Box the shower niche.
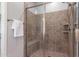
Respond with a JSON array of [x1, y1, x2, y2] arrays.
[[63, 23, 70, 40]]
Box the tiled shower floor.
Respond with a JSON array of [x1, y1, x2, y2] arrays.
[[31, 49, 68, 57]]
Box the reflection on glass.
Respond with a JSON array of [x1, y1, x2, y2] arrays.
[[25, 2, 76, 57]]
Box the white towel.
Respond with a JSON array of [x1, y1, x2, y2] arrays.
[[12, 19, 23, 37]]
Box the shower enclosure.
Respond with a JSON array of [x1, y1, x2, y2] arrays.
[[24, 2, 77, 57]]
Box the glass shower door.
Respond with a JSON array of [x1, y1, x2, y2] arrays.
[[25, 2, 76, 57], [26, 4, 45, 57], [44, 2, 76, 57]]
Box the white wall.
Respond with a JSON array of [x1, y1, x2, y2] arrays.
[[1, 2, 7, 57], [7, 2, 24, 21], [7, 2, 24, 57], [0, 3, 1, 56], [0, 2, 1, 14]]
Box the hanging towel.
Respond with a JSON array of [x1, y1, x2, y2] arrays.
[[12, 19, 24, 37]]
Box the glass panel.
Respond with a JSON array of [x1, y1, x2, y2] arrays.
[[26, 4, 45, 57], [45, 2, 73, 57], [25, 2, 46, 8]]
